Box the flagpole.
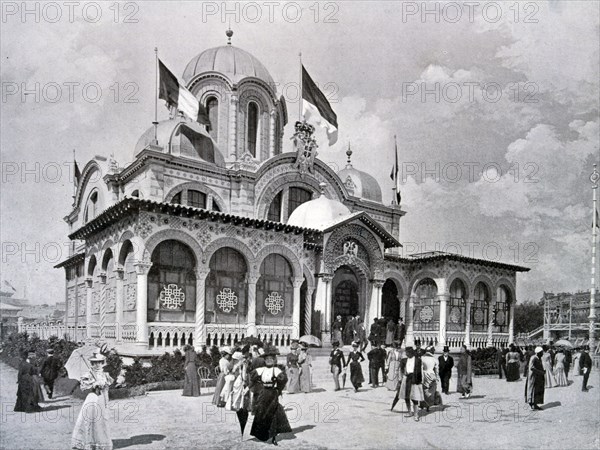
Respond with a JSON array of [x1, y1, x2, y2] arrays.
[[590, 163, 599, 351], [392, 135, 398, 206], [153, 47, 159, 144], [298, 52, 302, 122]]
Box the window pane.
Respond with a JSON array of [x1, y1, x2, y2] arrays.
[[288, 187, 312, 217], [171, 192, 182, 205], [257, 254, 293, 325], [267, 191, 282, 222], [188, 190, 206, 209], [206, 97, 218, 140], [248, 102, 258, 157]]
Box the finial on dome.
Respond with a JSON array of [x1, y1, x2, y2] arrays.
[[346, 142, 353, 168], [319, 182, 327, 196], [226, 28, 233, 45]]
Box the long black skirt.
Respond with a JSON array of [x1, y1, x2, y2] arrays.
[[350, 361, 364, 389], [250, 388, 292, 441]]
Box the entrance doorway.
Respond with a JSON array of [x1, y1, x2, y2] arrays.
[[332, 266, 360, 326], [382, 279, 400, 322]]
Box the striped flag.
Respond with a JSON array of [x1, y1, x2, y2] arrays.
[[302, 65, 338, 146], [158, 59, 210, 127], [389, 137, 401, 204]]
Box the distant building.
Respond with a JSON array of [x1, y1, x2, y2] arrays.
[[540, 291, 599, 341]]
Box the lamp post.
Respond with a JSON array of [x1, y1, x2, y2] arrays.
[[589, 164, 599, 351]]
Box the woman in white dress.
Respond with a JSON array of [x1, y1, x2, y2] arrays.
[[553, 349, 568, 387], [224, 351, 248, 410], [541, 346, 555, 388], [71, 353, 114, 450]]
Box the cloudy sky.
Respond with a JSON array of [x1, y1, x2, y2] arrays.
[[1, 1, 598, 305]]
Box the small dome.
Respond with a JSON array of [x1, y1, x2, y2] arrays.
[[134, 118, 225, 167], [183, 45, 275, 91], [287, 193, 351, 230], [337, 146, 382, 202]]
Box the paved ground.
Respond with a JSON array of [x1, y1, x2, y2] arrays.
[[1, 360, 598, 450]]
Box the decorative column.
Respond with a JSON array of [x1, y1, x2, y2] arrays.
[[292, 277, 304, 339], [281, 188, 290, 222], [487, 293, 496, 348], [98, 272, 107, 338], [195, 268, 209, 347], [229, 95, 238, 159], [85, 277, 93, 339], [114, 266, 124, 342], [589, 164, 599, 351], [464, 299, 472, 348], [304, 287, 314, 336], [406, 294, 416, 347], [269, 108, 276, 158], [134, 261, 153, 346], [246, 273, 260, 337], [508, 302, 515, 345], [369, 280, 385, 324], [437, 293, 449, 347], [399, 295, 406, 321]]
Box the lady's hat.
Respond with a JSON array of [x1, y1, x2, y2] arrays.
[[351, 341, 359, 348], [426, 346, 435, 355], [262, 344, 279, 357], [534, 346, 543, 354], [232, 351, 244, 361], [290, 341, 300, 350], [220, 346, 232, 355], [332, 340, 340, 347], [89, 352, 106, 363]]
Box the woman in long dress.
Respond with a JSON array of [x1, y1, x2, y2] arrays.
[[212, 347, 232, 407], [385, 320, 396, 346], [505, 344, 521, 382], [385, 343, 402, 391], [346, 342, 365, 392], [397, 346, 425, 421], [285, 345, 301, 394], [71, 353, 114, 450], [182, 345, 201, 397], [553, 349, 568, 387], [456, 345, 473, 398], [298, 346, 312, 393], [541, 346, 555, 388], [421, 346, 442, 411], [224, 351, 248, 410], [14, 350, 42, 413], [249, 346, 292, 445]]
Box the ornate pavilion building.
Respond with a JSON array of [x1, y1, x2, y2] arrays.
[[47, 32, 528, 355]]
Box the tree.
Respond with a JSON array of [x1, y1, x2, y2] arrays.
[[514, 301, 544, 334]]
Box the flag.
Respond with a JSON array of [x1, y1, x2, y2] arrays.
[[158, 59, 210, 128], [302, 65, 338, 146], [594, 206, 599, 229], [389, 137, 401, 204], [74, 160, 81, 187]]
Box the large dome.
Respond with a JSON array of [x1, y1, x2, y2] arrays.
[[287, 193, 351, 230], [134, 118, 225, 167], [337, 148, 382, 203], [183, 43, 275, 90]]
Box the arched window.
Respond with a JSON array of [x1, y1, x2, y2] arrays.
[[494, 286, 511, 333], [206, 96, 218, 140], [274, 115, 281, 156], [211, 201, 221, 212], [257, 254, 293, 325], [148, 241, 197, 323], [447, 279, 467, 332], [288, 187, 312, 216], [187, 190, 207, 209], [206, 248, 247, 324], [413, 278, 438, 331], [472, 282, 490, 332], [267, 191, 283, 222], [171, 192, 182, 205], [84, 191, 99, 223], [247, 101, 259, 157]]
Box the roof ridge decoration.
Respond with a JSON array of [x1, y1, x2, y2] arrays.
[[292, 120, 318, 177]]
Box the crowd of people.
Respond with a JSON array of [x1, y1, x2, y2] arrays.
[[10, 330, 595, 447]]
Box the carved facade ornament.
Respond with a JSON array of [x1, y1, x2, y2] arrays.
[[449, 306, 461, 324], [159, 284, 185, 309], [216, 288, 238, 313], [419, 305, 434, 323], [292, 121, 318, 176], [125, 283, 137, 310], [343, 240, 359, 258], [265, 291, 284, 315], [106, 287, 116, 312]]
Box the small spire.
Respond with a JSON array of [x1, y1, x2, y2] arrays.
[[226, 27, 233, 45], [346, 142, 353, 167]]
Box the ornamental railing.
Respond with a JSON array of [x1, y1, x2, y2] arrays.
[[148, 323, 195, 350]]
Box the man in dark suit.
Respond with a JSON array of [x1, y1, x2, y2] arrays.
[[329, 341, 346, 391], [368, 318, 381, 348], [40, 348, 62, 399], [580, 345, 593, 392], [438, 346, 454, 394], [368, 344, 387, 387]]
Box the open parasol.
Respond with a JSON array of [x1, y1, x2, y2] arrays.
[[64, 345, 97, 381], [554, 339, 574, 348], [299, 335, 322, 348]]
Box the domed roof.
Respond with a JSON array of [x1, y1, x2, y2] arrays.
[[287, 191, 351, 230], [337, 147, 382, 203], [134, 118, 225, 167], [182, 34, 275, 90]]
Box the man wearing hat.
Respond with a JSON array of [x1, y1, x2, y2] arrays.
[[438, 346, 454, 395], [579, 345, 592, 392], [329, 341, 346, 391], [525, 346, 546, 410], [40, 348, 62, 399]]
